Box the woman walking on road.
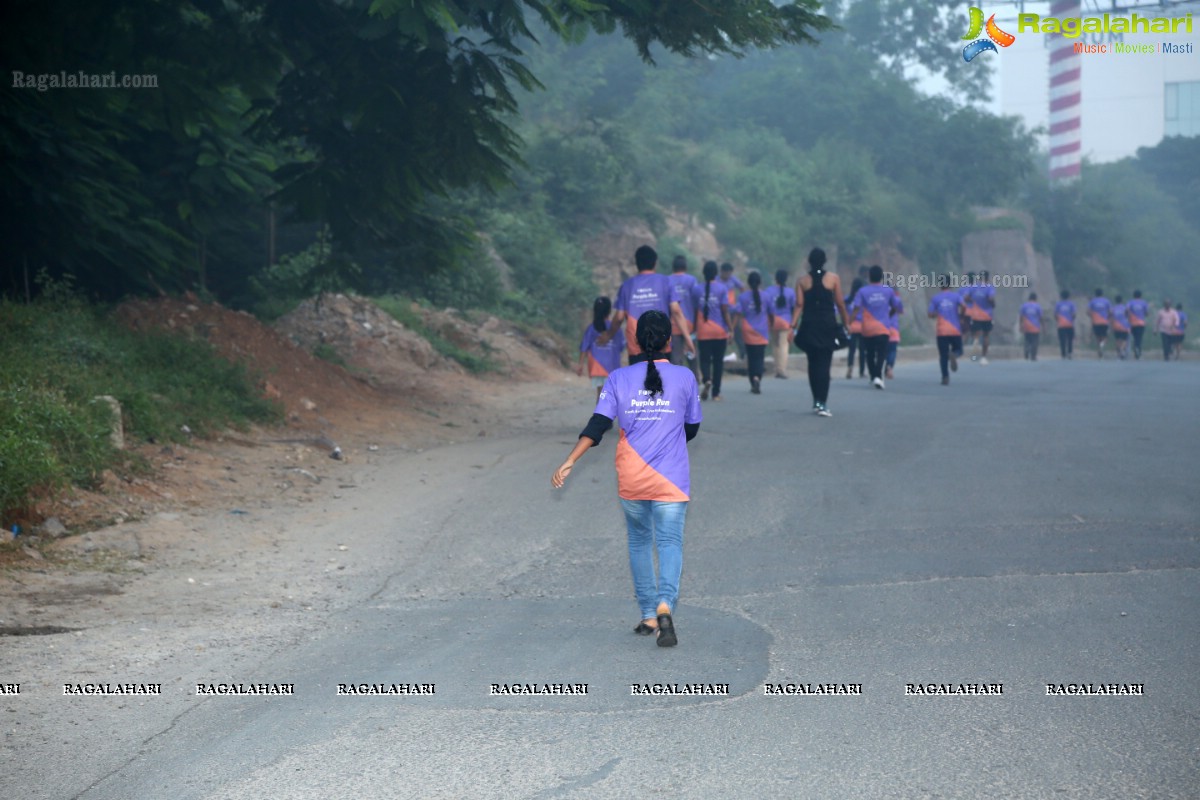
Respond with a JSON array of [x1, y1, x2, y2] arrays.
[[577, 296, 625, 401], [733, 271, 773, 394], [552, 311, 702, 647], [1155, 300, 1180, 361], [763, 269, 798, 379], [794, 248, 850, 417], [692, 260, 733, 401]]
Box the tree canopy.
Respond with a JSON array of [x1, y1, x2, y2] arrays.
[[0, 0, 831, 302]]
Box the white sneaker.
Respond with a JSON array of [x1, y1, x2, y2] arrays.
[[873, 377, 885, 390], [816, 404, 833, 417], [980, 357, 989, 365]]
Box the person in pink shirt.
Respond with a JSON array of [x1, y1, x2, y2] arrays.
[[1155, 300, 1181, 361], [1174, 303, 1187, 360]]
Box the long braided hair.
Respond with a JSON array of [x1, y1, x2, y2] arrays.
[[701, 260, 719, 321], [749, 270, 762, 313], [774, 269, 789, 310], [636, 310, 672, 397]]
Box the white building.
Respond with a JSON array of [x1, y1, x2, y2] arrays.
[[995, 2, 1200, 162]]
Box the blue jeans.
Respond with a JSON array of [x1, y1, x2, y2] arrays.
[[619, 499, 687, 620]]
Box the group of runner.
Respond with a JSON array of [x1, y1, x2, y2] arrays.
[[1046, 288, 1188, 361], [576, 248, 801, 401], [558, 248, 1190, 650]]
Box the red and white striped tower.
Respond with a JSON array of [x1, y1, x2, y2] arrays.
[[1047, 0, 1082, 182]]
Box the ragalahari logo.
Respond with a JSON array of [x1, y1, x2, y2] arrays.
[[962, 7, 1016, 62]]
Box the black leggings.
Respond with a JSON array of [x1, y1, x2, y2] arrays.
[[805, 348, 833, 405], [745, 344, 766, 382], [863, 335, 889, 380], [846, 333, 865, 375], [937, 335, 963, 378], [1131, 326, 1145, 357], [1058, 327, 1074, 358], [698, 339, 727, 397], [1024, 332, 1040, 360]]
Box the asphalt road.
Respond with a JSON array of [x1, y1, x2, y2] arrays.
[[22, 356, 1200, 798]]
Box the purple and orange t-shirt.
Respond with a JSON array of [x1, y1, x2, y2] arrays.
[[1111, 303, 1130, 333], [968, 284, 996, 321], [928, 291, 964, 336], [668, 273, 699, 335], [1020, 301, 1042, 334], [615, 272, 674, 357], [844, 293, 863, 334], [762, 286, 797, 331], [1088, 296, 1113, 327], [724, 275, 744, 307], [579, 323, 625, 378], [594, 361, 702, 501], [692, 280, 730, 340], [1055, 299, 1077, 329], [1127, 298, 1149, 327], [850, 283, 900, 337], [735, 290, 771, 345]]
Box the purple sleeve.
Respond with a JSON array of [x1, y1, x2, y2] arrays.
[[684, 374, 702, 424], [594, 376, 618, 418], [579, 326, 596, 354]]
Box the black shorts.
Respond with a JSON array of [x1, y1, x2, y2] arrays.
[[1114, 331, 1129, 340], [1092, 325, 1109, 338], [970, 319, 993, 333]]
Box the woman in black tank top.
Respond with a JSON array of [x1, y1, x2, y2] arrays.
[[794, 248, 850, 416]]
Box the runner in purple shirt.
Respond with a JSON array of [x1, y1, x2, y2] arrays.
[[848, 265, 900, 388], [1087, 288, 1113, 359], [928, 274, 966, 385], [578, 297, 626, 401], [553, 311, 702, 648], [732, 271, 773, 394], [1055, 289, 1077, 360], [1128, 290, 1150, 359], [1111, 295, 1131, 360], [762, 269, 799, 379], [1019, 293, 1043, 361], [605, 245, 694, 363], [720, 262, 746, 362], [667, 255, 700, 378]]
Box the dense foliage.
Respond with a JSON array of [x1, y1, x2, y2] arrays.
[[0, 295, 280, 517], [1, 0, 829, 307], [2, 1, 1195, 321]]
